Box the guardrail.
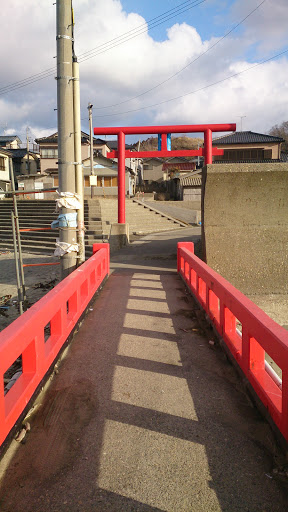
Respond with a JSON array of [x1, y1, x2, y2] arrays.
[[0, 243, 109, 447], [178, 242, 288, 442]]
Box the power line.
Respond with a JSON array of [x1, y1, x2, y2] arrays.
[[0, 0, 204, 97], [78, 0, 202, 60], [90, 49, 288, 119], [93, 0, 266, 110], [78, 0, 205, 63]]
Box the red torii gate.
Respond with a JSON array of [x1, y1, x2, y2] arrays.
[[93, 124, 236, 224]]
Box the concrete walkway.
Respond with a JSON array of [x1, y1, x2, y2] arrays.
[[0, 228, 287, 512]]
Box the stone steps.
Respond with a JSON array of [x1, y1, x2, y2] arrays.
[[98, 198, 187, 236], [0, 199, 105, 255], [0, 197, 187, 255]]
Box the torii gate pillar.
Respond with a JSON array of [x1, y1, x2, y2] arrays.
[[118, 131, 126, 224]]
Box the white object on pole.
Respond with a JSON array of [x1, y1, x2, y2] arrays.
[[54, 240, 79, 257], [55, 190, 82, 210]]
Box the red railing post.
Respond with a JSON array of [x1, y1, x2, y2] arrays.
[[177, 242, 194, 272], [204, 128, 213, 165], [93, 243, 110, 275], [118, 130, 126, 224]]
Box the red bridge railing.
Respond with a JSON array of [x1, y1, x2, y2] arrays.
[[0, 244, 109, 447], [178, 242, 288, 441]]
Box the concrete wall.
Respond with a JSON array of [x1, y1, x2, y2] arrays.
[[202, 163, 288, 295], [183, 187, 201, 202], [17, 175, 56, 200], [143, 162, 163, 183], [41, 158, 58, 173]]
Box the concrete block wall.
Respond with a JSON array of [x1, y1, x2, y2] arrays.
[[202, 163, 288, 295]]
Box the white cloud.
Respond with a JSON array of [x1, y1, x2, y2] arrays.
[[0, 0, 287, 140], [230, 0, 288, 54]]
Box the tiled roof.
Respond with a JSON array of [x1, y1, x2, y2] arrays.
[[0, 135, 22, 144], [163, 162, 196, 171], [212, 131, 284, 145], [106, 140, 134, 150], [0, 147, 13, 156], [8, 149, 39, 158], [35, 131, 103, 144]]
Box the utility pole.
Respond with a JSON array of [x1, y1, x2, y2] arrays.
[[237, 116, 246, 132], [26, 127, 30, 174], [73, 57, 85, 263], [88, 102, 94, 197], [56, 0, 77, 278]]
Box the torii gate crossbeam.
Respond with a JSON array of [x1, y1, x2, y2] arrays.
[[93, 124, 236, 224]]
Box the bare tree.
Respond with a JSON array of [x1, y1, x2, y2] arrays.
[[268, 121, 288, 152]]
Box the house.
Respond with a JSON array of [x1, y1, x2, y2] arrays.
[[178, 170, 202, 202], [143, 158, 164, 184], [107, 140, 142, 182], [142, 156, 197, 185], [212, 131, 284, 162], [162, 158, 196, 180], [82, 154, 136, 196], [35, 131, 139, 196], [0, 135, 22, 150], [0, 135, 42, 194], [9, 148, 40, 179], [0, 148, 12, 194], [35, 131, 111, 174]]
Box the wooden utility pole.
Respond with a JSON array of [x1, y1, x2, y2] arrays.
[[26, 127, 30, 174], [56, 0, 77, 278], [88, 103, 94, 176], [88, 102, 94, 197], [73, 57, 85, 263]]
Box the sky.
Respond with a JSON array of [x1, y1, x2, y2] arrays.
[[0, 0, 287, 143]]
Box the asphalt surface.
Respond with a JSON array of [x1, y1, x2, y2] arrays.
[[0, 227, 287, 512]]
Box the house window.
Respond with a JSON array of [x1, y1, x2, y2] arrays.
[[223, 149, 265, 161], [103, 176, 111, 187], [84, 176, 118, 187], [0, 157, 5, 171], [40, 148, 58, 159]]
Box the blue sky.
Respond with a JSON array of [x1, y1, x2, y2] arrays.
[[121, 0, 231, 41]]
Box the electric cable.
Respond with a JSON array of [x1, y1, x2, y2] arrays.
[[89, 48, 288, 119], [0, 0, 204, 96], [78, 0, 205, 63], [93, 0, 266, 109], [78, 0, 202, 60]]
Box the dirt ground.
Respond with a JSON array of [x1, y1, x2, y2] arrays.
[[0, 250, 60, 332]]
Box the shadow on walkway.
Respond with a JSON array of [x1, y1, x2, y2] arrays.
[[0, 228, 287, 511]]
